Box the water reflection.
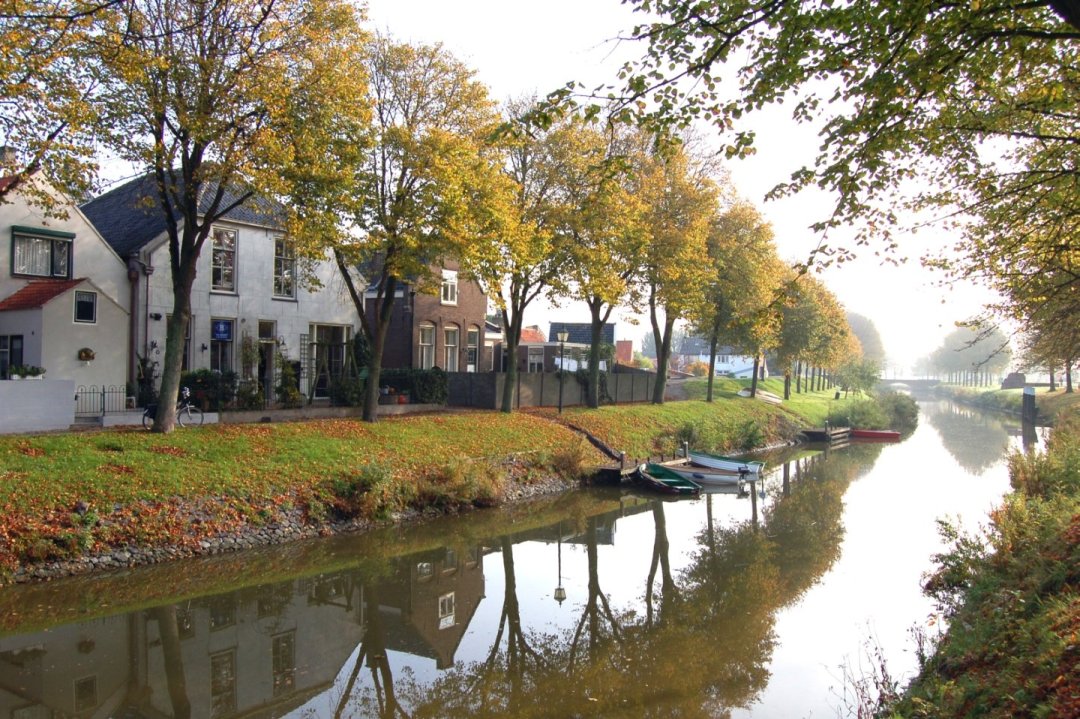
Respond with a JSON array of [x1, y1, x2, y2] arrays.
[[0, 402, 1017, 718], [924, 399, 1015, 473]]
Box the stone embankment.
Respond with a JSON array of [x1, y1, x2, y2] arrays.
[[9, 471, 576, 584]]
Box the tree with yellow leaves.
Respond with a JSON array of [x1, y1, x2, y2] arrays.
[[96, 0, 370, 432], [331, 36, 508, 422]]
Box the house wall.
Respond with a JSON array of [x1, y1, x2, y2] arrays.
[[42, 283, 128, 390], [134, 221, 359, 390], [373, 262, 489, 372], [0, 379, 75, 433], [0, 178, 129, 311], [0, 307, 40, 364]]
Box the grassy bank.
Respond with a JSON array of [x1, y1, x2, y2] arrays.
[[935, 383, 1080, 423], [888, 410, 1080, 718], [0, 388, 851, 580]]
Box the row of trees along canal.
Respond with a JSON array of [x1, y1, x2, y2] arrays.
[[2, 0, 874, 432]]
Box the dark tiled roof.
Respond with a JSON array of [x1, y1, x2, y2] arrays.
[[0, 278, 84, 311], [81, 173, 285, 257], [548, 322, 614, 346], [0, 175, 16, 193], [677, 337, 741, 356]]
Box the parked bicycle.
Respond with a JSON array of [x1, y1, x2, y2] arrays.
[[142, 386, 205, 429]]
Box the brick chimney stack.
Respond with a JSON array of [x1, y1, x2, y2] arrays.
[[0, 146, 17, 175]]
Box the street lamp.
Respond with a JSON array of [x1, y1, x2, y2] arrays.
[[557, 331, 569, 413], [554, 522, 567, 605]]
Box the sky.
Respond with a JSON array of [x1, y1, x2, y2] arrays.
[[363, 1, 999, 375]]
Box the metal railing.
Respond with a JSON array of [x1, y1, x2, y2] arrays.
[[75, 384, 135, 416]]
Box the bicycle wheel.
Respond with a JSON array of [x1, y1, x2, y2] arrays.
[[178, 405, 204, 428], [142, 410, 154, 430]]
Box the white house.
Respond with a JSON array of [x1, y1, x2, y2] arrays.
[[0, 174, 131, 393], [80, 174, 361, 404], [676, 337, 766, 379]]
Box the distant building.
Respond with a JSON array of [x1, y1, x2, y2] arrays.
[[675, 337, 766, 379]]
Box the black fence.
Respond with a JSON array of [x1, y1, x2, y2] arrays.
[[75, 384, 134, 416]]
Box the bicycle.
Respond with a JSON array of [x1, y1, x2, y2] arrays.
[[142, 386, 205, 429]]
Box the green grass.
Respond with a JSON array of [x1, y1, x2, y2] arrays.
[[0, 384, 844, 578]]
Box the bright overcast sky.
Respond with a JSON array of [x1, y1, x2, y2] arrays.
[[363, 1, 999, 374]]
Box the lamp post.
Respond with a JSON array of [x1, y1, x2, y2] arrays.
[[557, 331, 569, 413], [554, 522, 566, 605]]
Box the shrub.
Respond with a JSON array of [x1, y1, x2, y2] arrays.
[[380, 367, 448, 404], [276, 360, 303, 408], [323, 463, 406, 521], [234, 380, 264, 410], [686, 360, 710, 377], [549, 439, 593, 480], [734, 420, 765, 451], [415, 459, 505, 510], [876, 391, 919, 431], [828, 398, 888, 429], [180, 368, 237, 411], [329, 376, 364, 407]]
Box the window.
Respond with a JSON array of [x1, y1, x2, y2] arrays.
[[417, 561, 434, 579], [210, 651, 236, 718], [209, 595, 236, 630], [444, 326, 459, 372], [73, 676, 97, 712], [211, 227, 237, 292], [273, 236, 295, 298], [11, 226, 73, 278], [309, 324, 347, 398], [419, 324, 434, 369], [0, 335, 24, 379], [272, 632, 296, 697], [527, 347, 544, 373], [74, 290, 96, 323], [440, 270, 458, 305], [210, 319, 234, 373], [466, 327, 479, 372], [438, 592, 455, 629]]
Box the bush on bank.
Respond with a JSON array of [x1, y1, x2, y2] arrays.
[[891, 411, 1080, 718]]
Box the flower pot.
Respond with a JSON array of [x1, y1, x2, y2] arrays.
[[397, 394, 408, 404]]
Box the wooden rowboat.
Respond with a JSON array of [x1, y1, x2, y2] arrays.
[[636, 463, 703, 496], [688, 450, 765, 475], [850, 428, 901, 441], [662, 463, 748, 487]]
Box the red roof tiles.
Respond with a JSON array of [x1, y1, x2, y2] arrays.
[[0, 278, 85, 311], [520, 327, 546, 343]]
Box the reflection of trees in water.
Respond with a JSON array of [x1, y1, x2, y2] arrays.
[[924, 400, 1011, 473], [395, 453, 864, 718]]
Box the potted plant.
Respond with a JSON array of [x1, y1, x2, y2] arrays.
[[22, 365, 45, 379]]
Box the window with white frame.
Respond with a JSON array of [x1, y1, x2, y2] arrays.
[[440, 270, 458, 305], [438, 592, 456, 629], [419, 323, 435, 369], [210, 651, 236, 718], [273, 236, 296, 298], [444, 326, 459, 371], [11, 226, 72, 278], [527, 346, 544, 373], [272, 632, 296, 697], [211, 227, 237, 292], [74, 290, 96, 323]]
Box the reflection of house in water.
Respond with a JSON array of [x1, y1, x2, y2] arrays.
[[377, 545, 486, 669], [0, 542, 487, 718]]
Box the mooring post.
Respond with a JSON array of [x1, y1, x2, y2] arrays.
[[1022, 386, 1037, 423], [619, 451, 626, 470], [682, 440, 689, 458]]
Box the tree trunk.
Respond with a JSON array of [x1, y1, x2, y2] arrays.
[[586, 300, 612, 409], [360, 278, 398, 422], [650, 315, 675, 405], [795, 360, 802, 393], [783, 369, 791, 400], [1049, 363, 1058, 392], [706, 324, 720, 403], [1066, 358, 1074, 393], [749, 355, 760, 397], [154, 271, 196, 433], [153, 605, 191, 719]]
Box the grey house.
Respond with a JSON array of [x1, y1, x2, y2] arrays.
[[81, 174, 360, 402]]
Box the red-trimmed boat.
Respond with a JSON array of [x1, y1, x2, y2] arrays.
[[850, 429, 901, 441]]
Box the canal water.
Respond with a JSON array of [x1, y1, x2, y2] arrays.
[[0, 400, 1032, 718]]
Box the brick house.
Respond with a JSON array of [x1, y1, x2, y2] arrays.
[[368, 260, 490, 373]]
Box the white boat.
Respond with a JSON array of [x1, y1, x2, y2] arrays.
[[663, 463, 748, 487], [688, 450, 765, 475]]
